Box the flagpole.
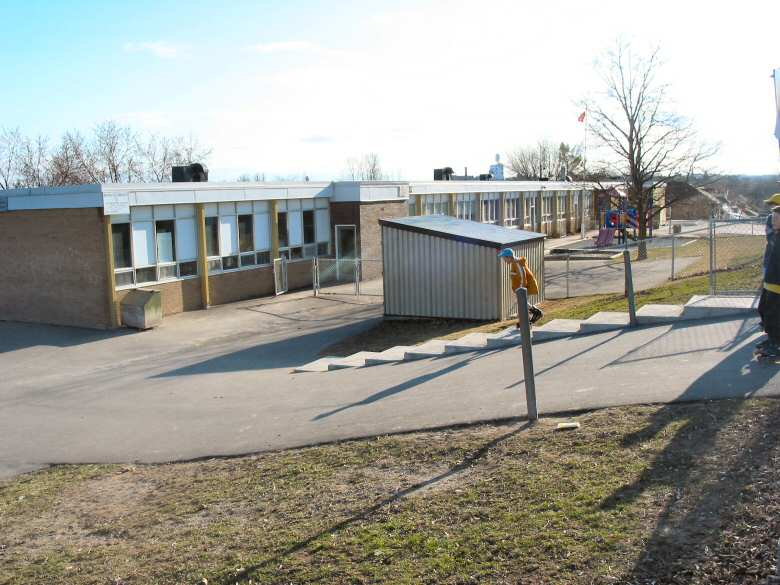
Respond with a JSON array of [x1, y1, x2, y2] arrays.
[[581, 106, 588, 240]]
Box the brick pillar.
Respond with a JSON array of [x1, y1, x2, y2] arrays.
[[536, 191, 544, 233], [449, 193, 457, 216], [102, 215, 120, 327], [195, 203, 210, 309], [415, 194, 423, 216], [270, 200, 280, 259], [476, 193, 483, 222], [499, 193, 506, 226]]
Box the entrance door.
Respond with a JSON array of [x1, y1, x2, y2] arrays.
[[273, 258, 288, 295], [335, 224, 357, 281]]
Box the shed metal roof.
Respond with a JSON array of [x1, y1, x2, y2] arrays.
[[379, 215, 545, 248]]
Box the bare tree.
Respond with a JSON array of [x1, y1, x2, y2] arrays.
[[507, 141, 584, 181], [237, 172, 266, 182], [344, 152, 384, 180], [585, 41, 717, 257], [0, 127, 24, 189], [93, 121, 140, 183], [19, 135, 50, 187]]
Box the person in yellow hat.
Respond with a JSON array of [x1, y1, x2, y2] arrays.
[[498, 248, 544, 326], [756, 194, 780, 357]]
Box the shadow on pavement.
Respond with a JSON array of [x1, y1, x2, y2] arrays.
[[601, 338, 780, 583], [151, 317, 382, 376], [313, 351, 499, 421], [0, 321, 134, 353]]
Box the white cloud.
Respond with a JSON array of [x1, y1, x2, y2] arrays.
[[244, 41, 318, 55], [123, 41, 182, 59]]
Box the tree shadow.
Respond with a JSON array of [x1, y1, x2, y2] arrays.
[[601, 337, 780, 583], [211, 420, 532, 585]]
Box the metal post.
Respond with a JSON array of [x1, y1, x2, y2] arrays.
[[355, 259, 360, 296], [515, 287, 538, 421], [313, 257, 319, 297], [709, 214, 716, 295], [670, 231, 676, 281], [565, 254, 571, 298], [622, 250, 638, 326]]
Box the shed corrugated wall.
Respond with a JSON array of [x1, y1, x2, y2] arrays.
[[382, 225, 544, 321]]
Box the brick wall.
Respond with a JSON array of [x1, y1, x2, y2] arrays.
[[116, 278, 203, 317], [0, 208, 111, 329], [209, 266, 276, 305], [358, 200, 407, 280]]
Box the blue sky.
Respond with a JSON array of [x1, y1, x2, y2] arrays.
[[2, 0, 779, 181]]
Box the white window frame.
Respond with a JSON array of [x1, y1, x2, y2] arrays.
[[481, 193, 499, 225], [114, 204, 201, 290], [504, 192, 520, 228]]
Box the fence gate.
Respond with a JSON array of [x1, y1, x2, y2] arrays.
[[273, 258, 288, 295]]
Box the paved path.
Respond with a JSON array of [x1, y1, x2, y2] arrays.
[[2, 310, 778, 480]]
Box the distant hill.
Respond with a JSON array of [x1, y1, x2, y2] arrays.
[[706, 175, 778, 211]]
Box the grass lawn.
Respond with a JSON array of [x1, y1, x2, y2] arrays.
[[2, 400, 780, 584], [646, 234, 765, 279], [322, 262, 763, 357]]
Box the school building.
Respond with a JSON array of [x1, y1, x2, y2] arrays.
[[0, 178, 597, 329]]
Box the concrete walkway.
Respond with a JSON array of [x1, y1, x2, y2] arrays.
[[2, 312, 778, 480]]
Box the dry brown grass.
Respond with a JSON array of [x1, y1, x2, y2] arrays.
[[3, 400, 780, 585]]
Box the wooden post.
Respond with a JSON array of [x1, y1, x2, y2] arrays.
[[196, 203, 210, 309], [102, 215, 120, 328]]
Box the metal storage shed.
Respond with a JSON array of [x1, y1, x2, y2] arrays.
[[380, 215, 545, 321]]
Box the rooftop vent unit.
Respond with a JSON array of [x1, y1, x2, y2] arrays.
[[478, 173, 493, 181], [433, 167, 455, 181], [172, 163, 209, 182]]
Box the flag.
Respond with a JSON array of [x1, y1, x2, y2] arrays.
[[577, 111, 586, 123]]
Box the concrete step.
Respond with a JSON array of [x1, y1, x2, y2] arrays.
[[485, 327, 527, 348], [364, 346, 415, 366], [636, 304, 685, 325], [579, 311, 631, 333], [404, 340, 448, 360], [293, 357, 341, 373], [443, 333, 489, 354], [682, 295, 758, 320], [532, 319, 584, 341], [327, 351, 385, 371]]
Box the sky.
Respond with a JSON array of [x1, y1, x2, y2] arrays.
[[1, 0, 779, 181]]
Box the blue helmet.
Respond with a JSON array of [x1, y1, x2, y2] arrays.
[[497, 248, 515, 259]]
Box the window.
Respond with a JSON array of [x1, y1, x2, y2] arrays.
[[112, 223, 131, 268], [155, 220, 176, 263], [557, 193, 567, 219], [504, 193, 520, 227], [303, 210, 315, 244], [481, 193, 499, 224], [278, 211, 289, 248], [408, 198, 417, 216], [238, 214, 254, 252], [456, 193, 476, 221], [542, 194, 552, 222], [423, 193, 448, 215], [205, 216, 219, 257]]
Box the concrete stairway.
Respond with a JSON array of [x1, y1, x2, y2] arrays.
[[293, 295, 758, 373]]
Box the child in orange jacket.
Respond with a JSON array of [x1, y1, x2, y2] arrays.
[[498, 248, 544, 325]]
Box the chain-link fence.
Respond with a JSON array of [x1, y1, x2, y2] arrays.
[[544, 215, 767, 299], [313, 258, 384, 298]]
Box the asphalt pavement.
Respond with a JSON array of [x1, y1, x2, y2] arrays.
[[2, 307, 778, 480]]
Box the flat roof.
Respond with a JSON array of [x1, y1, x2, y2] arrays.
[[379, 215, 545, 248]]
